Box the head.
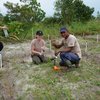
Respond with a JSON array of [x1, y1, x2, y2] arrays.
[[60, 27, 69, 38], [35, 30, 43, 40]]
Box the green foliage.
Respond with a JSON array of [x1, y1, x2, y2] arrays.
[[7, 21, 34, 40], [0, 13, 3, 21], [22, 20, 100, 40], [97, 11, 100, 20], [43, 17, 62, 25], [70, 20, 100, 35], [0, 13, 4, 25], [55, 0, 74, 24], [54, 0, 94, 24], [7, 20, 100, 40], [1, 19, 100, 41], [73, 0, 94, 22], [3, 14, 11, 23], [0, 35, 20, 42], [25, 23, 60, 39], [7, 21, 24, 35], [4, 0, 45, 23]]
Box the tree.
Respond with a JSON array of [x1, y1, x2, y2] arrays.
[[0, 10, 4, 24], [73, 0, 94, 22], [4, 0, 45, 23], [43, 17, 61, 25], [0, 13, 4, 24], [54, 0, 74, 24], [97, 11, 100, 20], [54, 0, 94, 24]]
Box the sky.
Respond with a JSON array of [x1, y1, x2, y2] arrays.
[[0, 0, 100, 16]]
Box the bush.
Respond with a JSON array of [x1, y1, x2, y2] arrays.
[[8, 21, 24, 36]]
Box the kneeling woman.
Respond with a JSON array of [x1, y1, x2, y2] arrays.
[[31, 30, 47, 64]]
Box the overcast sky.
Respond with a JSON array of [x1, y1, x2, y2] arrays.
[[0, 0, 100, 16]]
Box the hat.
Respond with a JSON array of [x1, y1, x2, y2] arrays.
[[60, 27, 68, 33], [36, 30, 43, 36]]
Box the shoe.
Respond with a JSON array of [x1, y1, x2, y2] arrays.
[[65, 60, 72, 68], [59, 61, 66, 66], [75, 62, 79, 68]]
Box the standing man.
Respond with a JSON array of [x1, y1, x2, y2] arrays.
[[31, 30, 47, 64], [52, 27, 82, 68]]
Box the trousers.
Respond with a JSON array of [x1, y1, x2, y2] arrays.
[[60, 52, 80, 64]]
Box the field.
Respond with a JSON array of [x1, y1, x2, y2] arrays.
[[0, 36, 100, 100]]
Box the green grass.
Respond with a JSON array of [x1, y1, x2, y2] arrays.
[[15, 60, 99, 100], [26, 20, 100, 40], [10, 57, 99, 100], [1, 20, 100, 42], [69, 20, 100, 35]]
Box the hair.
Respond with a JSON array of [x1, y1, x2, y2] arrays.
[[36, 30, 43, 36]]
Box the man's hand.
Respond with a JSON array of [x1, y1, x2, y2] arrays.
[[55, 48, 64, 56], [55, 50, 60, 56]]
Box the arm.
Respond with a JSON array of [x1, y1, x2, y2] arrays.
[[31, 42, 41, 55], [56, 36, 76, 55], [57, 47, 73, 53], [53, 43, 63, 49], [40, 40, 47, 52]]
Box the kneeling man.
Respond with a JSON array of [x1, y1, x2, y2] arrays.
[[52, 27, 82, 68]]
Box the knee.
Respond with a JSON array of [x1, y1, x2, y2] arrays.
[[60, 52, 65, 57]]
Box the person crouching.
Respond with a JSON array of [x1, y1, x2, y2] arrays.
[[31, 30, 47, 64]]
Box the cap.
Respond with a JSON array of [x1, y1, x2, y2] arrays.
[[36, 30, 43, 36], [60, 27, 68, 33]]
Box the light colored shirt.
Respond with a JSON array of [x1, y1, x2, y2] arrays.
[[62, 34, 82, 58], [31, 39, 45, 53]]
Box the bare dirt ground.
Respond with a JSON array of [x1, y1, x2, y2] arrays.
[[0, 38, 100, 100]]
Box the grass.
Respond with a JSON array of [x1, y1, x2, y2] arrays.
[[0, 36, 100, 100], [1, 20, 100, 42], [69, 20, 100, 35], [26, 20, 100, 40], [14, 59, 99, 100], [25, 20, 100, 39]]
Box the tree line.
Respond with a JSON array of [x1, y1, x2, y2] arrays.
[[0, 0, 99, 24]]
